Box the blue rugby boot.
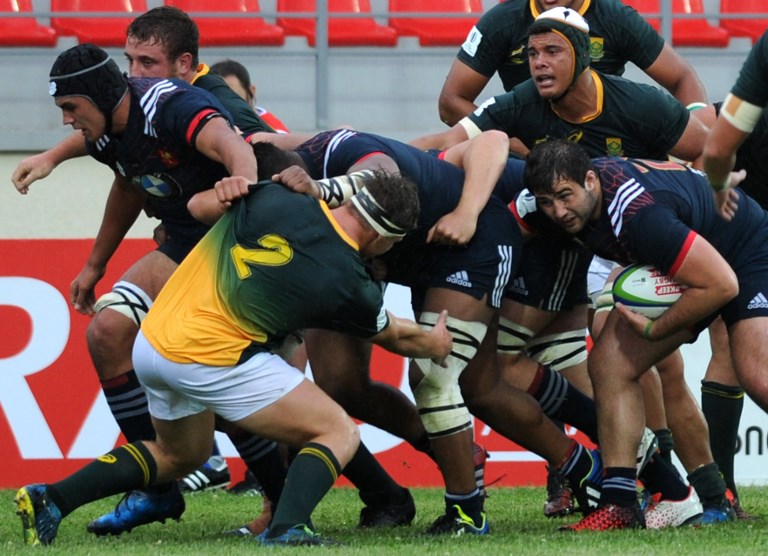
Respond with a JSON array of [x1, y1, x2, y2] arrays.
[[15, 484, 62, 546], [87, 483, 185, 536], [257, 524, 337, 546]]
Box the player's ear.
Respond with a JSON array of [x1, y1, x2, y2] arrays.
[[584, 170, 597, 192]]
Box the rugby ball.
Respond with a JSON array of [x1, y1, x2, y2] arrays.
[[612, 264, 686, 319]]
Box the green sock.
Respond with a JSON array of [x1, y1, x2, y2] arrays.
[[47, 442, 157, 517], [701, 380, 744, 496], [268, 442, 342, 538]]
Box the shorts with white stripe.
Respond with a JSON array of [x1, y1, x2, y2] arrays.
[[505, 238, 590, 312], [405, 196, 521, 311]]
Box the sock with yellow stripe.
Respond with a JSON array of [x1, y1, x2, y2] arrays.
[[267, 442, 342, 538], [46, 441, 157, 518]]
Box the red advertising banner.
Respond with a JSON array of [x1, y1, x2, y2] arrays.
[[0, 239, 580, 489]]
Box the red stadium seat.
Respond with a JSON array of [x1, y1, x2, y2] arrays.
[[720, 0, 768, 44], [624, 0, 730, 47], [0, 0, 57, 46], [165, 0, 285, 46], [276, 0, 397, 47], [51, 0, 146, 47], [388, 0, 483, 47]]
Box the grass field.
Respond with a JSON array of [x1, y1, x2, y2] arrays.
[[3, 486, 768, 555]]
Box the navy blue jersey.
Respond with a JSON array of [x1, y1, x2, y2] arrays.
[[87, 77, 235, 256], [297, 129, 526, 233], [294, 130, 523, 308], [574, 158, 768, 277]]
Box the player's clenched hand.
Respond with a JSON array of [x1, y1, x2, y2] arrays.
[[427, 210, 477, 245], [12, 153, 57, 194], [614, 302, 656, 340], [273, 166, 321, 198], [713, 169, 745, 222], [430, 310, 454, 367], [70, 264, 105, 316], [214, 176, 251, 208]]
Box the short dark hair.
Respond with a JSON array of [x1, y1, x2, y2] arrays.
[[127, 6, 199, 67], [524, 140, 594, 195], [210, 60, 251, 91], [252, 142, 305, 180], [355, 171, 420, 235]]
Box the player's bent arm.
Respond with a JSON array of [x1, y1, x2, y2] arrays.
[[668, 115, 708, 168], [438, 60, 492, 126], [428, 130, 509, 245], [194, 117, 259, 183], [409, 124, 470, 152], [629, 236, 738, 341], [249, 131, 316, 149], [643, 44, 708, 107], [370, 310, 453, 365], [12, 132, 87, 194], [703, 115, 749, 191], [188, 176, 252, 225]]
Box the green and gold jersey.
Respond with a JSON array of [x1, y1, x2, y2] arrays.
[[142, 183, 388, 366], [457, 0, 664, 91], [730, 30, 768, 109], [464, 71, 688, 159]]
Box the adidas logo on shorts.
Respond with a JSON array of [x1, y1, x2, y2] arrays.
[[748, 292, 768, 310], [507, 276, 528, 296], [446, 270, 472, 288]]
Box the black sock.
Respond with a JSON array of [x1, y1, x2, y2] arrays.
[[653, 428, 675, 465], [527, 364, 598, 443], [48, 442, 157, 518], [445, 489, 484, 525], [639, 454, 688, 500], [343, 442, 406, 507], [268, 442, 341, 538], [232, 435, 286, 507], [101, 370, 155, 442], [688, 462, 728, 508], [701, 380, 744, 497], [601, 467, 638, 507]]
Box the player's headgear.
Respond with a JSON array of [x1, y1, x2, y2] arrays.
[[350, 186, 410, 238], [529, 6, 591, 88], [49, 43, 128, 135]]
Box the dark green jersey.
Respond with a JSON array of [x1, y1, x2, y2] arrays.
[[464, 71, 688, 158], [142, 183, 387, 366], [457, 0, 664, 91], [193, 64, 275, 137], [730, 30, 768, 108]]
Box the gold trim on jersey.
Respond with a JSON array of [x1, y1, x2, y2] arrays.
[[320, 201, 359, 251]]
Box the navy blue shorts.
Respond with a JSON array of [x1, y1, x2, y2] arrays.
[[384, 197, 521, 312], [505, 237, 590, 312]]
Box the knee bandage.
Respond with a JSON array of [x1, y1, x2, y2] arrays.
[[412, 312, 487, 438], [497, 317, 534, 356], [525, 330, 587, 371], [594, 279, 615, 316], [94, 281, 152, 327]]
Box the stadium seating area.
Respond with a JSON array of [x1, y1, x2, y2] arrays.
[[1, 1, 766, 48]]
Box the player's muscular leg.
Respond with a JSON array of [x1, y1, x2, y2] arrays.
[[410, 288, 493, 494], [589, 309, 689, 469], [87, 251, 177, 380], [499, 301, 592, 397], [655, 350, 715, 472], [306, 329, 427, 445], [729, 317, 768, 413], [149, 411, 217, 482], [460, 319, 574, 463], [705, 317, 740, 385]]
